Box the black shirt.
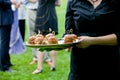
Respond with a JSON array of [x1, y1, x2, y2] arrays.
[[35, 0, 58, 35], [65, 0, 120, 79], [65, 0, 120, 35]]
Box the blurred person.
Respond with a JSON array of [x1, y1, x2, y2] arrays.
[[32, 0, 61, 74], [22, 0, 51, 65], [9, 0, 26, 54], [18, 3, 26, 41], [0, 0, 14, 72], [22, 0, 39, 64], [64, 0, 120, 79]]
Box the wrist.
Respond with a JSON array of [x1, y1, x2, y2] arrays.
[[89, 37, 98, 46]]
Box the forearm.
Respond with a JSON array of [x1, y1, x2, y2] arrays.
[[91, 34, 118, 46]]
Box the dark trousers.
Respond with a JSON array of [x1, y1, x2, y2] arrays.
[[0, 25, 12, 71], [19, 20, 25, 41]]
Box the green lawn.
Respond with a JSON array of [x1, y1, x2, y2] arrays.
[[0, 0, 71, 80]]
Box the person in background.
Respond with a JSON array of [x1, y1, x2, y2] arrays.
[[32, 0, 61, 74], [64, 0, 120, 80], [0, 0, 14, 72], [18, 3, 26, 42], [9, 0, 26, 54], [22, 0, 39, 64], [22, 0, 51, 65]]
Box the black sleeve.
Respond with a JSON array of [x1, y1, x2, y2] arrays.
[[65, 0, 74, 33], [63, 0, 80, 38], [62, 0, 75, 37]]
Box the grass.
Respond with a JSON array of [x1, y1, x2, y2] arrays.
[[0, 0, 71, 80]]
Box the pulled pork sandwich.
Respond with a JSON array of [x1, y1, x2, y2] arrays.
[[28, 35, 36, 44], [64, 34, 78, 43]]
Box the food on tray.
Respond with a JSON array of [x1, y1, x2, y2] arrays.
[[42, 38, 48, 45], [44, 33, 58, 44], [45, 33, 54, 39], [64, 34, 73, 43], [34, 34, 44, 44], [36, 34, 44, 39], [28, 33, 58, 45], [26, 29, 80, 51], [27, 28, 78, 45], [34, 36, 44, 44], [47, 36, 58, 44], [28, 35, 36, 44], [70, 34, 78, 40], [64, 34, 78, 43]]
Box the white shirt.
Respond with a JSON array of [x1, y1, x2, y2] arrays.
[[18, 4, 26, 20], [22, 0, 38, 9]]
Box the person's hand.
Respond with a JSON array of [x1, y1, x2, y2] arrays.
[[15, 2, 21, 8], [10, 0, 16, 4], [76, 36, 93, 48]]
